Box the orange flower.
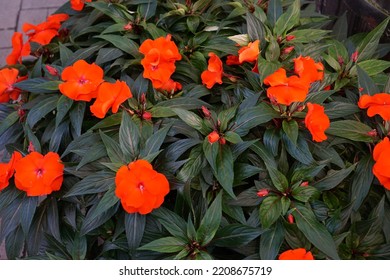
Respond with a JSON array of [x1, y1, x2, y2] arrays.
[[226, 55, 240, 66], [358, 93, 390, 120], [14, 152, 64, 196], [71, 0, 92, 11], [201, 52, 223, 89], [139, 35, 182, 89], [238, 40, 260, 63], [59, 60, 104, 101], [23, 13, 69, 45], [305, 102, 330, 142], [0, 68, 23, 102], [115, 159, 170, 215], [373, 137, 390, 190], [90, 80, 133, 119], [158, 79, 182, 93], [294, 56, 324, 83], [263, 68, 310, 105], [279, 248, 314, 260], [0, 151, 22, 192], [208, 131, 220, 143], [6, 32, 30, 65]]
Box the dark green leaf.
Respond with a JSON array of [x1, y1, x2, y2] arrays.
[[351, 155, 374, 211], [215, 146, 235, 198], [140, 125, 170, 158], [357, 65, 379, 95], [292, 204, 340, 259], [282, 120, 298, 145], [26, 95, 58, 128], [313, 164, 356, 191], [196, 192, 222, 246], [96, 35, 140, 57], [152, 208, 187, 240], [224, 131, 242, 144], [0, 111, 18, 135], [260, 220, 285, 260], [119, 112, 140, 162], [172, 108, 206, 134], [246, 12, 266, 41], [274, 0, 300, 36], [69, 101, 86, 137], [292, 185, 320, 202], [327, 120, 374, 142], [282, 133, 314, 165], [59, 43, 73, 66], [356, 60, 390, 76], [324, 102, 360, 119], [65, 42, 107, 66], [55, 95, 73, 128], [99, 131, 124, 163], [125, 213, 146, 254], [84, 186, 119, 223], [138, 237, 186, 253], [214, 224, 263, 247], [64, 171, 115, 197], [177, 145, 204, 182], [96, 48, 124, 65], [267, 0, 282, 27], [259, 196, 282, 229]]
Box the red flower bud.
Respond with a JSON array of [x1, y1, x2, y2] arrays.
[[285, 35, 295, 41], [45, 65, 58, 76], [202, 106, 211, 119], [287, 214, 294, 224], [219, 137, 226, 145], [208, 131, 220, 144], [282, 46, 295, 55], [300, 181, 309, 187], [140, 93, 146, 105], [257, 189, 269, 197], [337, 55, 344, 65], [367, 129, 377, 137], [142, 111, 152, 120], [351, 50, 358, 62], [28, 142, 36, 153], [124, 22, 133, 31]]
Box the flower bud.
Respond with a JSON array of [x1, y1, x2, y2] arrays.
[[351, 50, 358, 62], [367, 129, 377, 137], [208, 131, 220, 144], [201, 106, 211, 119], [287, 214, 294, 224], [257, 189, 269, 197], [285, 35, 295, 41], [45, 65, 58, 76], [140, 93, 146, 105], [337, 55, 344, 66], [282, 46, 295, 55], [124, 22, 133, 31], [219, 137, 226, 145], [142, 111, 152, 121], [300, 181, 309, 187], [28, 142, 35, 153]]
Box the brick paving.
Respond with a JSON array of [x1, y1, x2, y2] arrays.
[[0, 0, 67, 259], [0, 0, 67, 66]]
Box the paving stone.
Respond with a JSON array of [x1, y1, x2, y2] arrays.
[[22, 0, 66, 9], [0, 0, 22, 29], [0, 30, 14, 49], [17, 9, 48, 31], [0, 48, 12, 66]]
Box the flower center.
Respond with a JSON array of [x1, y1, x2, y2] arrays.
[[137, 183, 145, 192], [78, 76, 88, 85], [35, 168, 44, 178]]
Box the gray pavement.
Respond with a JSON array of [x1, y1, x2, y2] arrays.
[[0, 0, 66, 65]]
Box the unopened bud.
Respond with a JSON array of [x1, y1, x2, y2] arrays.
[[277, 36, 283, 44], [301, 181, 309, 187], [282, 46, 295, 55], [17, 108, 26, 118], [45, 65, 58, 76], [140, 93, 146, 105], [124, 22, 133, 31], [219, 137, 226, 145], [257, 189, 269, 197], [337, 55, 344, 66], [351, 50, 358, 62], [208, 131, 220, 144], [367, 129, 377, 137], [287, 214, 294, 224], [201, 106, 211, 119], [142, 111, 152, 120], [28, 142, 35, 153], [285, 35, 295, 41]]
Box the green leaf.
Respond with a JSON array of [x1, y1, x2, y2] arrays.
[[218, 106, 237, 132], [356, 60, 390, 76], [267, 0, 283, 27], [215, 145, 235, 198], [233, 103, 279, 136], [89, 112, 122, 131], [84, 186, 119, 223], [140, 125, 170, 159], [125, 213, 146, 254], [96, 35, 140, 57], [65, 42, 107, 66], [357, 65, 379, 95], [187, 16, 200, 33], [0, 111, 19, 135], [26, 95, 58, 128], [357, 17, 390, 62], [291, 164, 326, 184], [15, 79, 61, 93], [172, 108, 207, 134], [213, 224, 264, 247], [96, 48, 124, 65], [59, 43, 73, 66], [20, 196, 38, 238], [69, 101, 86, 137], [64, 171, 115, 197], [55, 95, 73, 128], [327, 120, 374, 142], [265, 37, 280, 62], [224, 131, 242, 144], [292, 185, 319, 202], [196, 192, 222, 246], [260, 220, 285, 260], [152, 208, 187, 241], [292, 204, 340, 259], [259, 196, 282, 229], [23, 124, 41, 153], [69, 233, 87, 260], [246, 11, 266, 41], [5, 227, 24, 260], [119, 112, 140, 162], [282, 133, 314, 165], [99, 131, 124, 163], [177, 145, 204, 182], [263, 128, 280, 156], [274, 0, 300, 36], [324, 102, 360, 119], [282, 120, 298, 145], [250, 142, 278, 170], [87, 2, 128, 23], [80, 202, 119, 237], [288, 29, 330, 43], [313, 164, 356, 191], [258, 57, 281, 83], [138, 237, 186, 253], [351, 155, 374, 211]]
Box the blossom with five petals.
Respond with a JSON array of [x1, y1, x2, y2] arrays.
[[294, 56, 324, 83], [358, 93, 390, 120]]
